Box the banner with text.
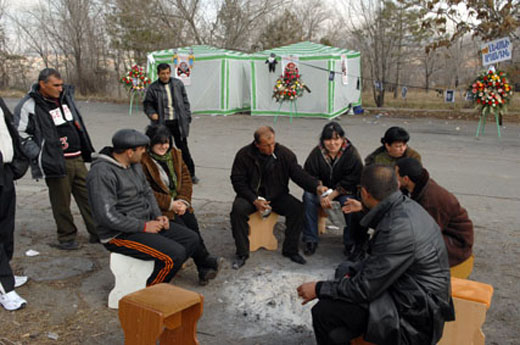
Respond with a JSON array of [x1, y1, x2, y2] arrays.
[[481, 37, 512, 66]]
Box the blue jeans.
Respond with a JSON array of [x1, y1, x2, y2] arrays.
[[302, 191, 353, 247]]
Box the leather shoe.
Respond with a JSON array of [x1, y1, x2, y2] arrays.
[[284, 253, 307, 265], [191, 175, 200, 184], [232, 255, 248, 270], [51, 241, 80, 250], [198, 268, 218, 286], [303, 242, 317, 256]]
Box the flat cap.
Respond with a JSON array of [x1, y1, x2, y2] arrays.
[[112, 129, 150, 149]]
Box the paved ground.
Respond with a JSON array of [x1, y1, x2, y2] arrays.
[[1, 98, 520, 344]]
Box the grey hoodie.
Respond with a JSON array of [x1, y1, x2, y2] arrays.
[[86, 147, 162, 243]]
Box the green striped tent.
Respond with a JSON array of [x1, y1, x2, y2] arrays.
[[146, 45, 251, 116], [250, 42, 361, 118]]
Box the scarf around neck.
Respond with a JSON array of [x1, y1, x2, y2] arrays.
[[149, 150, 178, 198]]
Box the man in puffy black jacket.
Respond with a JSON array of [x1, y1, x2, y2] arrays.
[[297, 164, 454, 345], [14, 68, 97, 250]]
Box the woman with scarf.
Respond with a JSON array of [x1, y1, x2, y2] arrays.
[[141, 124, 220, 285], [302, 122, 363, 256]]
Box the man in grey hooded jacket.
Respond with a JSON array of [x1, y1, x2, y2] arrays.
[[86, 129, 200, 285]]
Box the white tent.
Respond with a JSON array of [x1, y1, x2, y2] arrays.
[[250, 42, 362, 119], [146, 45, 251, 116]]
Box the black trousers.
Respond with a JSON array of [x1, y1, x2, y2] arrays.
[[0, 165, 15, 294], [312, 299, 369, 345], [230, 193, 303, 257], [173, 211, 210, 269], [165, 120, 195, 177], [104, 221, 199, 286]]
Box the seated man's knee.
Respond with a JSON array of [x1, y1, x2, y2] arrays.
[[231, 197, 253, 218]]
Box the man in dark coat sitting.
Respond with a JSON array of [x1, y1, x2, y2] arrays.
[[396, 157, 474, 267], [297, 164, 454, 345]]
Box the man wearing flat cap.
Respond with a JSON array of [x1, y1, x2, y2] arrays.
[[86, 129, 201, 286]]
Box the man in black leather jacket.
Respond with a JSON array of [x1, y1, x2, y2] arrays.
[[297, 164, 454, 345], [143, 63, 198, 183]]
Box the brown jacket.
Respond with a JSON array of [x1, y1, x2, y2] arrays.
[[412, 169, 473, 267], [141, 149, 193, 220]]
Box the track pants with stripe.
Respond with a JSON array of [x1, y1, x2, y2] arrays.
[[104, 221, 199, 286]]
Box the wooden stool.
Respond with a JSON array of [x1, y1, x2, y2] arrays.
[[438, 277, 494, 345], [450, 255, 474, 279], [248, 211, 279, 252], [109, 253, 154, 309], [318, 207, 328, 235], [119, 283, 204, 345]]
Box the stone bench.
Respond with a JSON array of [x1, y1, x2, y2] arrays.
[[119, 283, 204, 345], [352, 277, 493, 345], [248, 211, 279, 252], [108, 253, 154, 309]]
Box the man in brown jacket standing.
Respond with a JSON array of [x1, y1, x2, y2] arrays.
[[395, 158, 474, 267]]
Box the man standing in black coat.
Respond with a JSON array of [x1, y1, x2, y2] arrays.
[[297, 165, 454, 345], [143, 63, 198, 183], [230, 126, 326, 269]]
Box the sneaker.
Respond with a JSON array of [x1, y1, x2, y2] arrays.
[[51, 240, 80, 250], [0, 290, 27, 311], [14, 276, 28, 288], [203, 255, 222, 271]]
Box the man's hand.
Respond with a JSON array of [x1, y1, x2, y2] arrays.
[[253, 198, 271, 213], [145, 220, 163, 233], [150, 113, 159, 121], [172, 200, 187, 216], [320, 195, 332, 209], [342, 199, 362, 214], [316, 185, 328, 196], [156, 216, 170, 230], [297, 282, 318, 305]]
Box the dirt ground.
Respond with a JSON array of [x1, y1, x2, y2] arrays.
[[1, 99, 519, 344]]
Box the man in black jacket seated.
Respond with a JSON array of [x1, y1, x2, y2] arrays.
[[230, 126, 326, 269], [297, 164, 454, 345]]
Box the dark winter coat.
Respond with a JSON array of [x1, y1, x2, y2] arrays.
[[303, 140, 363, 195], [411, 169, 474, 267], [141, 148, 193, 220], [14, 84, 94, 179], [230, 142, 319, 203], [0, 98, 29, 183], [317, 192, 454, 345], [86, 147, 162, 243], [365, 145, 421, 166], [143, 78, 192, 138]]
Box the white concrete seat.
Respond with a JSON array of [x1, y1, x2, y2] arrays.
[[108, 253, 154, 309]]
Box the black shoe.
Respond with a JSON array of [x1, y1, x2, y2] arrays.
[[232, 255, 248, 270], [52, 240, 80, 250], [203, 255, 222, 271], [343, 244, 354, 257], [198, 268, 218, 286], [284, 253, 307, 265], [89, 235, 100, 244], [191, 175, 200, 184], [303, 242, 317, 256]]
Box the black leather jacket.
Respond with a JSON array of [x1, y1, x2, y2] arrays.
[[317, 192, 454, 345]]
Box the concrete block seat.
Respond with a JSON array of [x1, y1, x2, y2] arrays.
[[108, 253, 154, 309]]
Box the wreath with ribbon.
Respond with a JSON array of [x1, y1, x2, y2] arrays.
[[120, 65, 151, 93], [469, 70, 513, 112], [272, 63, 310, 102]]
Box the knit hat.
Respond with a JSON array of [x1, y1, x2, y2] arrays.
[[112, 129, 150, 149]]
